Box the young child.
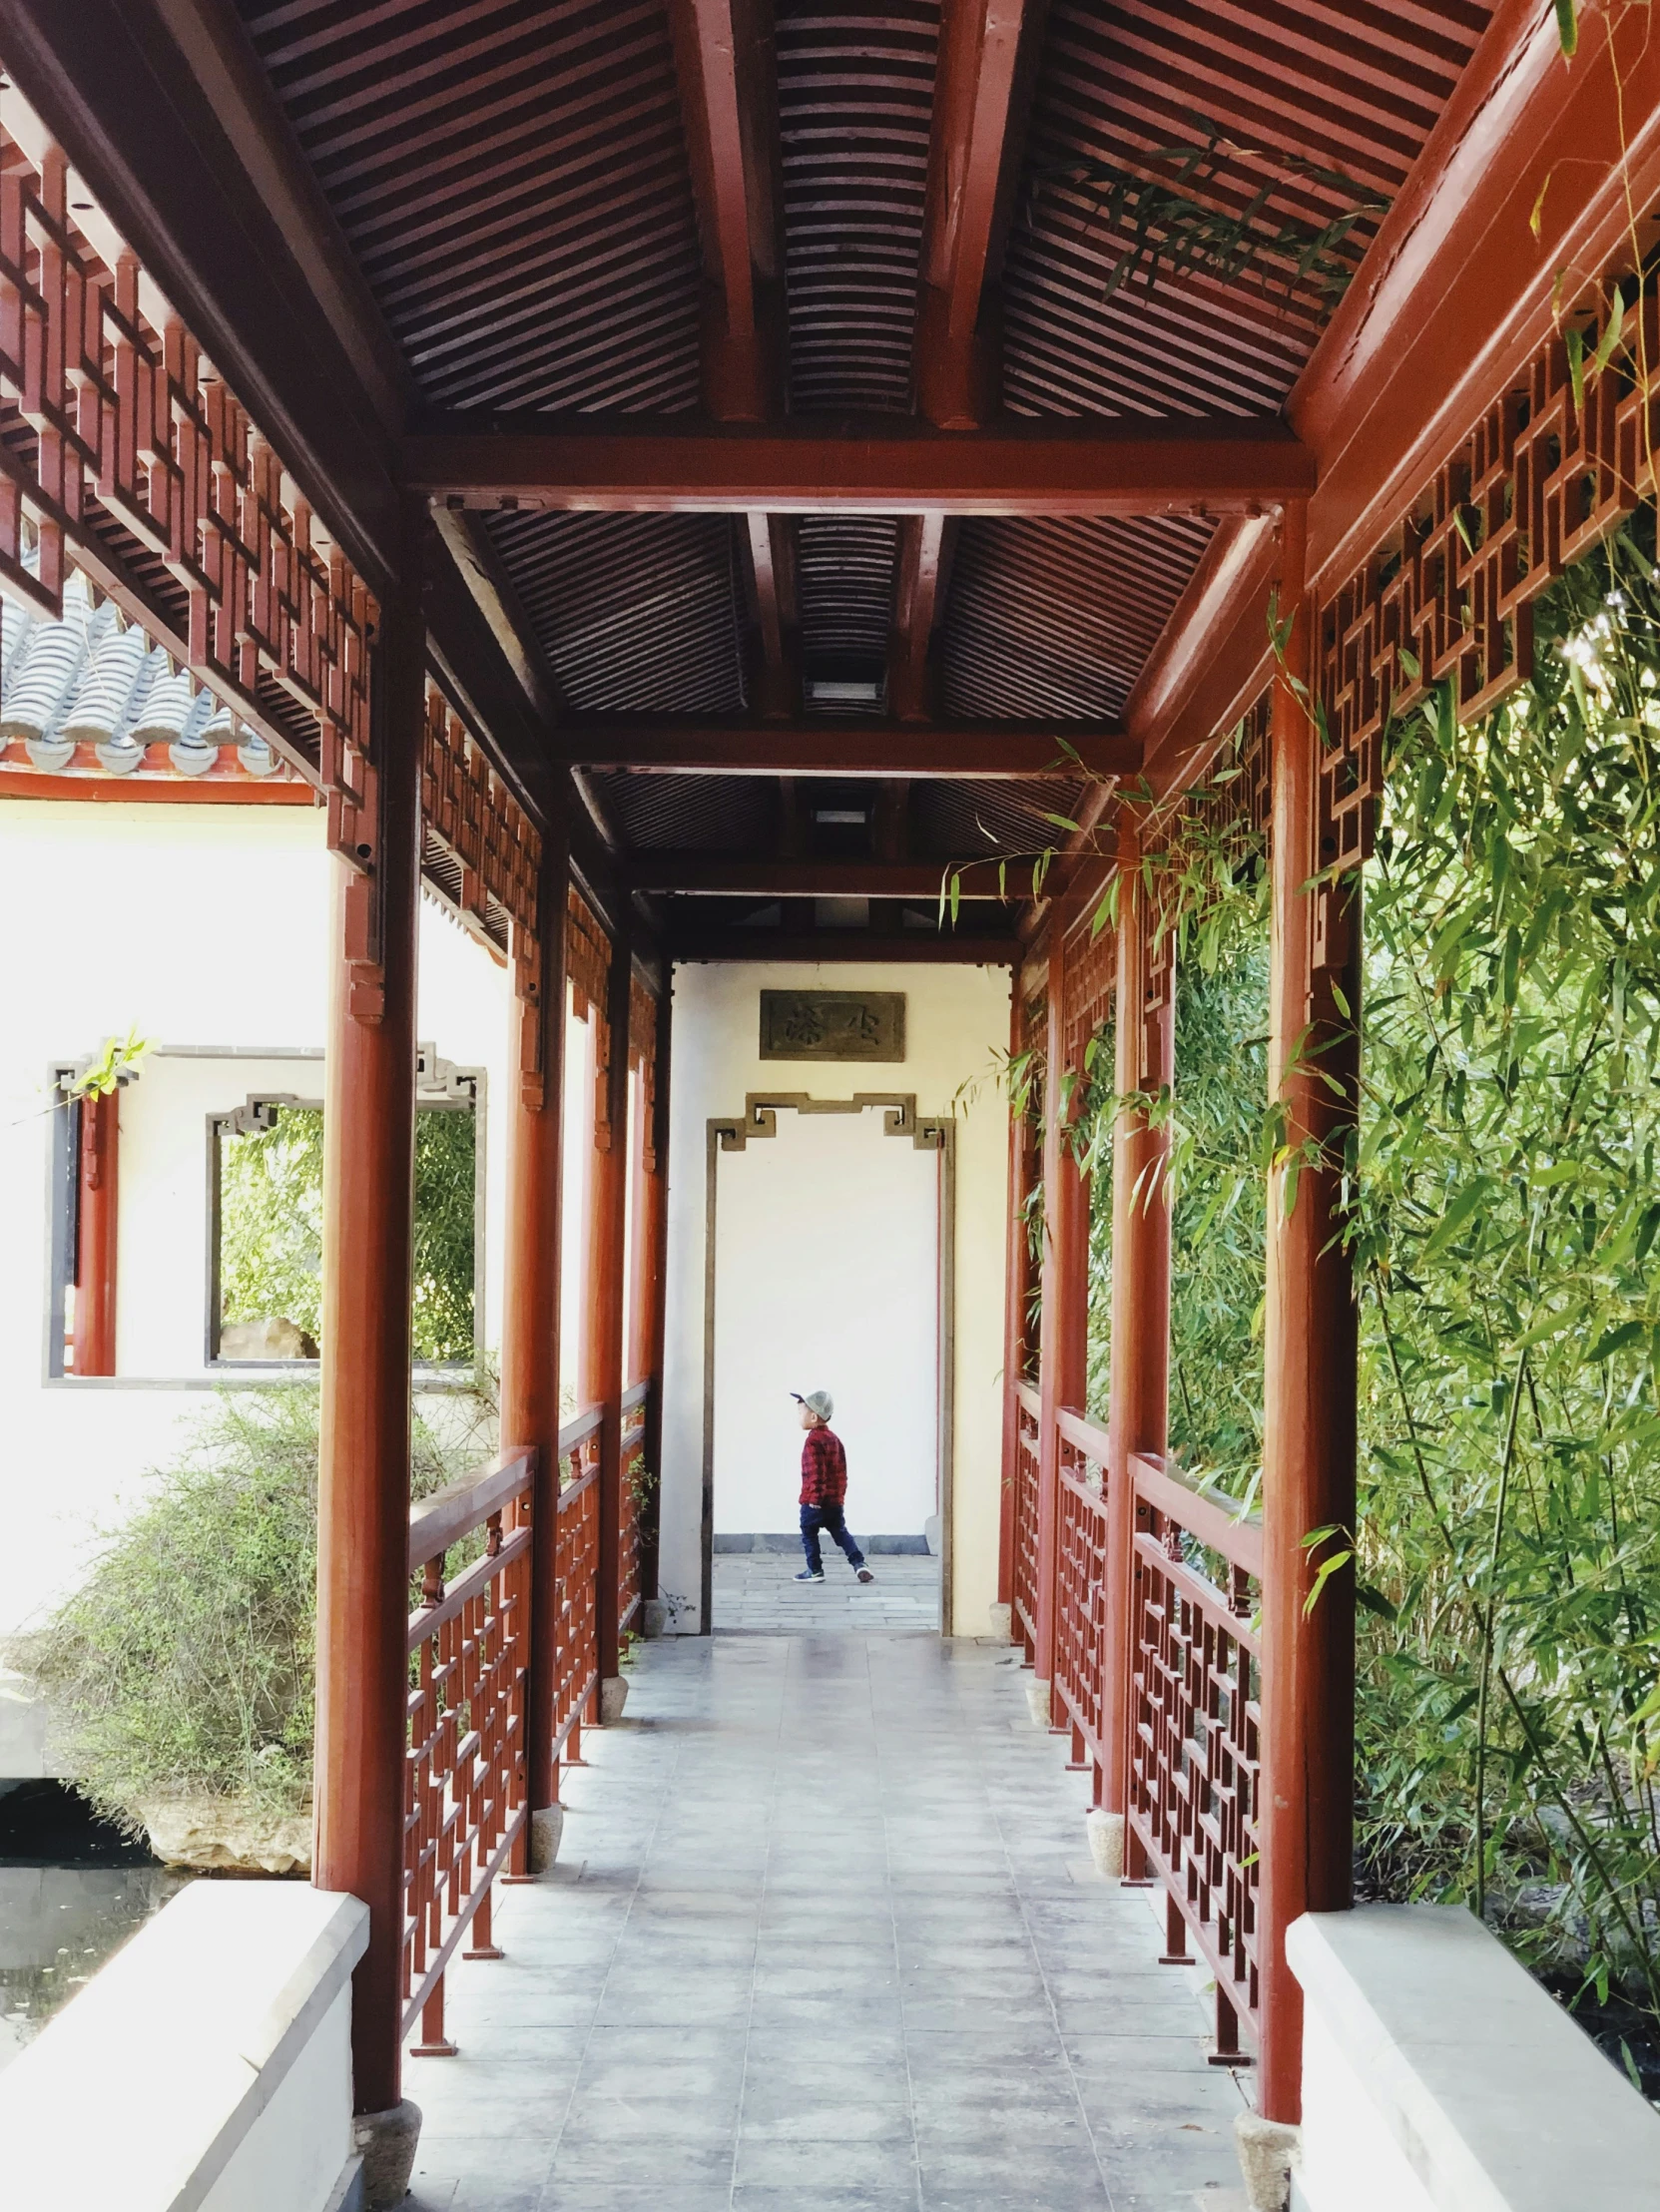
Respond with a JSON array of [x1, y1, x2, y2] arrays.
[[791, 1390, 875, 1585]]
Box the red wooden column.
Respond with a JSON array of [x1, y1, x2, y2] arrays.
[[1101, 818, 1175, 1840], [634, 983, 672, 1607], [583, 907, 632, 1701], [501, 822, 571, 1838], [996, 976, 1027, 1627], [1034, 915, 1089, 1720], [72, 1087, 119, 1376], [1259, 498, 1361, 2121], [313, 533, 423, 2132]]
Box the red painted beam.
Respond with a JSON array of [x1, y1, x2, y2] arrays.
[[409, 417, 1316, 516], [671, 928, 1019, 964], [915, 0, 1046, 427], [629, 856, 1018, 896], [552, 719, 1133, 778]]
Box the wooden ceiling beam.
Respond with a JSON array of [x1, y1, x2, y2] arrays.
[[627, 857, 1014, 897], [552, 719, 1132, 778], [914, 0, 1048, 429], [886, 511, 949, 722], [411, 417, 1314, 514], [666, 0, 784, 422], [672, 928, 1018, 965]]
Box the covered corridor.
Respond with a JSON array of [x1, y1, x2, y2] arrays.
[[406, 1629, 1245, 2212], [6, 2, 1660, 2209]]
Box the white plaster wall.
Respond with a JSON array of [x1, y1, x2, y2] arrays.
[[712, 1107, 938, 1536], [0, 798, 513, 1641], [659, 960, 1011, 1635]]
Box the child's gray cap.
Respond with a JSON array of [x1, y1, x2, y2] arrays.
[[791, 1389, 833, 1421]]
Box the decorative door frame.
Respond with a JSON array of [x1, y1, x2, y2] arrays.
[[701, 1093, 956, 1636]]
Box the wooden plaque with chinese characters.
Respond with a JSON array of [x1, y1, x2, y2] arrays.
[[759, 991, 906, 1063]]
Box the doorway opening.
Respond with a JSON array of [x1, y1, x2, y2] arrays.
[[702, 1094, 953, 1634]]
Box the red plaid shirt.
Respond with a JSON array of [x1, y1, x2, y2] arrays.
[[800, 1423, 847, 1507]]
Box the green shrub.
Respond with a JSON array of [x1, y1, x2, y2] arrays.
[[220, 1105, 477, 1365], [29, 1384, 488, 1830]]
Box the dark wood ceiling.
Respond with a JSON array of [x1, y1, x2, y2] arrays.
[[230, 0, 1496, 951]]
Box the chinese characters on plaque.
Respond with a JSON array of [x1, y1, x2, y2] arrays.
[[759, 991, 906, 1063]]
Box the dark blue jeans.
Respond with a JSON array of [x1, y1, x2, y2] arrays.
[[800, 1502, 865, 1574]]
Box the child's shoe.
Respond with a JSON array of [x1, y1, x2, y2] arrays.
[[856, 1568, 875, 1583], [795, 1568, 825, 1582]]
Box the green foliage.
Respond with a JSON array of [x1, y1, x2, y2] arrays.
[[220, 1104, 477, 1365], [1026, 124, 1387, 309], [1353, 523, 1660, 2011], [221, 1108, 324, 1341], [412, 1108, 477, 1364], [28, 1385, 488, 1829]]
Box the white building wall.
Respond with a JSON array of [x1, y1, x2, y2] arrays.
[[659, 959, 1011, 1637], [0, 797, 512, 1642]]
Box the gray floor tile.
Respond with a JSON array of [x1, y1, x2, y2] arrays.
[[406, 1626, 1250, 2212]]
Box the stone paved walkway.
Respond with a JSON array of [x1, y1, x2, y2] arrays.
[[713, 1550, 941, 1634], [407, 1632, 1250, 2212]]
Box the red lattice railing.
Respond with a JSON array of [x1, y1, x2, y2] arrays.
[[1127, 1451, 1263, 2061], [555, 1408, 603, 1755], [404, 1449, 533, 2056], [618, 1381, 650, 1638], [1011, 1381, 1042, 1655], [1053, 1408, 1109, 1772]]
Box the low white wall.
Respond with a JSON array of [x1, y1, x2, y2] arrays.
[[1289, 1905, 1660, 2212], [0, 1879, 368, 2212], [659, 959, 1011, 1635]]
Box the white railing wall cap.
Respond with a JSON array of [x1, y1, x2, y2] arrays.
[[0, 1878, 368, 2212], [1288, 1904, 1660, 2212]]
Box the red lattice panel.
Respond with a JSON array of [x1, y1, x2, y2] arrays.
[[566, 886, 614, 1148], [404, 1464, 532, 2052], [1319, 298, 1660, 884], [422, 687, 539, 953], [0, 135, 376, 849], [619, 1398, 648, 1637], [1011, 1382, 1042, 1655], [629, 970, 660, 1173], [1061, 916, 1116, 1081], [1053, 1418, 1109, 1768], [555, 1430, 601, 1750], [1127, 1466, 1261, 2056]]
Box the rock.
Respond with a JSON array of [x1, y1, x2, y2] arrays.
[[1085, 1808, 1124, 1877], [529, 1804, 564, 1874], [139, 1796, 312, 1876], [1024, 1675, 1052, 1728], [1235, 2112, 1300, 2212], [219, 1316, 318, 1361], [988, 1601, 1012, 1642], [355, 2098, 422, 2210], [599, 1676, 629, 1725], [642, 1599, 670, 1638]]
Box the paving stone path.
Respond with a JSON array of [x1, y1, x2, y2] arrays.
[[408, 1629, 1251, 2212], [713, 1549, 941, 1634]]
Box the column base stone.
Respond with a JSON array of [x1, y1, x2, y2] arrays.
[[529, 1803, 564, 1873], [599, 1675, 629, 1725], [1085, 1808, 1124, 1877], [1024, 1675, 1052, 1727], [1235, 2112, 1300, 2212], [353, 2098, 421, 2210], [988, 1601, 1012, 1640]]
